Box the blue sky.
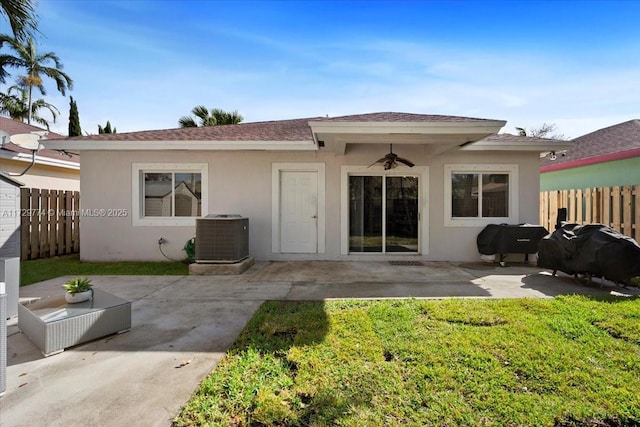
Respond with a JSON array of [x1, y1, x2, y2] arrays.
[[3, 0, 639, 137]]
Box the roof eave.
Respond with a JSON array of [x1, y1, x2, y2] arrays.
[[0, 171, 24, 187], [0, 149, 80, 169], [541, 147, 640, 172], [308, 120, 507, 135], [460, 140, 575, 152]]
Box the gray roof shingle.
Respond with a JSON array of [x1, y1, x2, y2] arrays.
[[49, 117, 319, 142], [313, 112, 501, 123], [46, 112, 504, 143], [481, 133, 562, 143], [540, 119, 640, 167], [0, 117, 79, 162]]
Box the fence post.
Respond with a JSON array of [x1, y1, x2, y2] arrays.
[[40, 189, 50, 256], [568, 189, 576, 222], [20, 188, 30, 260], [594, 187, 600, 223], [73, 191, 80, 253], [635, 184, 640, 242], [49, 190, 58, 257], [611, 186, 621, 232], [622, 185, 632, 237], [576, 189, 583, 224], [64, 191, 73, 254], [57, 191, 65, 256], [30, 189, 41, 260]]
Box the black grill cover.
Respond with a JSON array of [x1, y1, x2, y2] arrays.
[[477, 224, 549, 255], [537, 223, 640, 283]]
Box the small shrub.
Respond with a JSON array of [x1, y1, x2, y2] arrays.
[[62, 277, 93, 294]]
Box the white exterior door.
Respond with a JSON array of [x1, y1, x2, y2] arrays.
[[280, 171, 318, 253]]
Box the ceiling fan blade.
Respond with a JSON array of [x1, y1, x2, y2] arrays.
[[367, 157, 387, 168], [397, 157, 415, 167]]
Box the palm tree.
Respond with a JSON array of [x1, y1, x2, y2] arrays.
[[179, 106, 243, 127], [0, 84, 59, 129], [0, 0, 38, 41], [0, 35, 73, 125]]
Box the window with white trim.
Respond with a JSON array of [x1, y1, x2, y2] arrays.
[[444, 164, 518, 227], [132, 163, 208, 226]]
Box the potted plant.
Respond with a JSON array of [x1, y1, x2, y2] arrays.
[[62, 277, 94, 303]]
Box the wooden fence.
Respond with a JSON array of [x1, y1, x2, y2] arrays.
[[540, 184, 640, 242], [20, 188, 80, 260]]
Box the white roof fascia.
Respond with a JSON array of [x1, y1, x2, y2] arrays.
[[0, 150, 80, 170], [42, 140, 317, 151], [460, 140, 575, 151], [308, 120, 506, 135]]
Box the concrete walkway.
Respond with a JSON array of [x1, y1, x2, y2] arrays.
[[2, 261, 638, 427]]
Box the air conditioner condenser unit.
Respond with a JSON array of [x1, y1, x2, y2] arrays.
[[195, 215, 249, 263]]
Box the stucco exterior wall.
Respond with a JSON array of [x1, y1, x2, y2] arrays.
[[79, 147, 542, 262], [0, 159, 79, 191], [540, 157, 640, 191]]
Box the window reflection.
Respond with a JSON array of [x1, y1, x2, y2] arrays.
[[143, 172, 202, 217], [451, 173, 508, 218]]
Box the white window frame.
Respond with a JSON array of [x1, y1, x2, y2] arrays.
[[444, 164, 518, 227], [132, 163, 208, 226], [340, 165, 429, 256]]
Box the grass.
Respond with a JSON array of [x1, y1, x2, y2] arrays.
[[174, 296, 640, 427], [21, 254, 188, 286]]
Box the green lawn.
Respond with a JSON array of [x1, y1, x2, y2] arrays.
[[174, 296, 640, 427], [21, 254, 188, 286]]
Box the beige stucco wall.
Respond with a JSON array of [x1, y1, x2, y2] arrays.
[[79, 147, 541, 262], [0, 158, 80, 191]]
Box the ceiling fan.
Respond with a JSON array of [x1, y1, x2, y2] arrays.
[[368, 144, 415, 170]]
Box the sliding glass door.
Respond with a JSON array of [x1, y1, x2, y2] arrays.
[[349, 175, 419, 253]]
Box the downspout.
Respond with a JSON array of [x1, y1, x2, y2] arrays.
[[8, 150, 37, 177]]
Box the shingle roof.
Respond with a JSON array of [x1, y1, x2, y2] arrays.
[[482, 133, 563, 144], [0, 117, 79, 163], [46, 112, 503, 143], [51, 117, 318, 142], [540, 119, 640, 167], [0, 116, 64, 138], [314, 112, 501, 123]]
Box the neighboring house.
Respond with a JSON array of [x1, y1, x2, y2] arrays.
[[44, 112, 571, 262], [0, 117, 80, 191], [540, 119, 640, 191]]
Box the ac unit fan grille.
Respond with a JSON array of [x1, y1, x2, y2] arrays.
[[195, 216, 249, 263]]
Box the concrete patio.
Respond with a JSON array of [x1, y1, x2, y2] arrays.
[[2, 261, 638, 427]]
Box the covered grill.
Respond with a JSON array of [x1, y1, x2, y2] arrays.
[[477, 224, 549, 266]]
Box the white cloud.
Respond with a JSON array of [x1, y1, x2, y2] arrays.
[[33, 4, 639, 138]]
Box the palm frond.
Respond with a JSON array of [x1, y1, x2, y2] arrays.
[[178, 116, 197, 128], [0, 0, 39, 40]]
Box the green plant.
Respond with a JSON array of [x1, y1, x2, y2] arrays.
[[62, 277, 93, 294]]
